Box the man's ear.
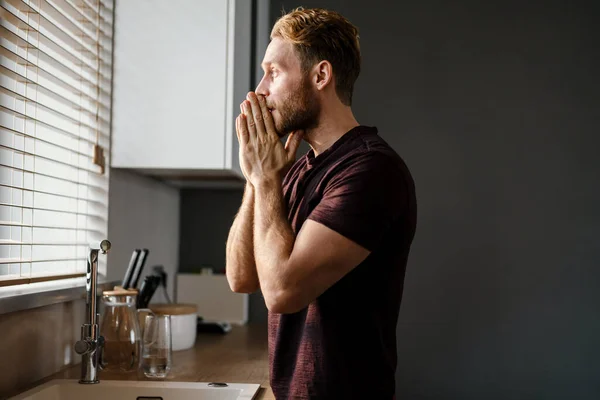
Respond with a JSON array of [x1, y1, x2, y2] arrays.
[[313, 60, 333, 91]]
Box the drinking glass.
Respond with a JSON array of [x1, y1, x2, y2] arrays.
[[140, 313, 172, 378]]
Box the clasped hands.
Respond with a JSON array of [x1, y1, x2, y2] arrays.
[[235, 92, 303, 187]]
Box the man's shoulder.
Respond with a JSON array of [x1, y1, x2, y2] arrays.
[[329, 129, 414, 195], [337, 138, 407, 176]]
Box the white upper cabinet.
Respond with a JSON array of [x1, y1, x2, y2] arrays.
[[111, 0, 254, 180]]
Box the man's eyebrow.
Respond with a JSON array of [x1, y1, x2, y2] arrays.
[[261, 61, 271, 71], [261, 61, 283, 71]]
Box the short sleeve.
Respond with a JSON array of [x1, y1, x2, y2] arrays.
[[307, 152, 407, 251]]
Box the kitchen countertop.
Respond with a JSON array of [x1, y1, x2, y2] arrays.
[[14, 324, 274, 400]]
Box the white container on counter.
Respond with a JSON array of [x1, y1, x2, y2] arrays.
[[176, 273, 248, 325], [149, 303, 198, 352]]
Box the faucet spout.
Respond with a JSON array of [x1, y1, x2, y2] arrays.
[[76, 239, 111, 384], [85, 240, 110, 327]]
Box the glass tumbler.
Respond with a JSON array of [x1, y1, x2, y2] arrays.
[[140, 313, 172, 379]]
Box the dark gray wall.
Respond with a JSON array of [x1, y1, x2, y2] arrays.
[[268, 1, 598, 399], [179, 189, 241, 274]]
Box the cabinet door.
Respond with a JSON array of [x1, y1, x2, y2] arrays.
[[111, 0, 229, 169]]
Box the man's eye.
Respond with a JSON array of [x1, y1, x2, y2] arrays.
[[270, 70, 277, 77]]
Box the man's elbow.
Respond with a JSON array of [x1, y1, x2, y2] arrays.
[[263, 288, 306, 314], [226, 273, 259, 294], [229, 281, 258, 294]]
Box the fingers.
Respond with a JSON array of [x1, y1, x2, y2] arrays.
[[284, 130, 304, 159], [241, 101, 258, 143], [246, 93, 266, 140], [239, 92, 276, 145], [257, 94, 277, 139], [236, 113, 249, 146]]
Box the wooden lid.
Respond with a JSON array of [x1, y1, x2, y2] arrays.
[[103, 288, 139, 296], [149, 303, 198, 315]]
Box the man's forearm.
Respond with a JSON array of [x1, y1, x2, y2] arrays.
[[253, 179, 295, 301], [225, 184, 259, 293]]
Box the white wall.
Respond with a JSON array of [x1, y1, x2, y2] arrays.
[[107, 169, 180, 302]]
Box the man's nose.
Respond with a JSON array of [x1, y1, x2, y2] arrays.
[[255, 76, 268, 96]]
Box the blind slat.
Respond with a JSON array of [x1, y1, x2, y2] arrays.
[[73, 1, 113, 39], [0, 148, 106, 182], [0, 162, 108, 193], [0, 64, 111, 127], [0, 104, 110, 147], [80, 0, 113, 14], [0, 3, 111, 79], [1, 124, 103, 161], [0, 203, 107, 220], [0, 256, 83, 265], [0, 10, 112, 97], [0, 42, 111, 112], [0, 240, 94, 245], [0, 220, 105, 233], [52, 0, 113, 40], [0, 203, 106, 222], [0, 273, 87, 287], [5, 0, 113, 63], [0, 183, 106, 205], [43, 0, 113, 42]]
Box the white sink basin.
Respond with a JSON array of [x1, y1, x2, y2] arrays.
[[11, 380, 260, 400]]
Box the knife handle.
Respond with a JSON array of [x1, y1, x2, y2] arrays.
[[145, 276, 161, 308], [130, 248, 150, 289], [137, 275, 160, 308], [122, 249, 141, 289], [137, 276, 150, 308]]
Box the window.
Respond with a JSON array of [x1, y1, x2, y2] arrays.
[[0, 0, 113, 286]]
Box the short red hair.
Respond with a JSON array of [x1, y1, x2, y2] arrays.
[[271, 7, 361, 106]]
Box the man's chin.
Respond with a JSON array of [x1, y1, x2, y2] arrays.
[[273, 127, 292, 139], [273, 120, 287, 138], [275, 129, 287, 138]]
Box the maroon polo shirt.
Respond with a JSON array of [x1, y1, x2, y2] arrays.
[[268, 125, 417, 399]]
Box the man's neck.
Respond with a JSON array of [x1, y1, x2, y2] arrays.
[[304, 106, 359, 156]]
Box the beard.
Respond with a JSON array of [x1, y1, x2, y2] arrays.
[[271, 77, 320, 137]]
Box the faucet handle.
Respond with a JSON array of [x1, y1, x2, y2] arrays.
[[75, 339, 94, 355], [97, 335, 105, 369]]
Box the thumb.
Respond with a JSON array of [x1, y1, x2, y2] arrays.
[[284, 130, 304, 157]]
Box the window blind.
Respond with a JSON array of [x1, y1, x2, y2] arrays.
[[0, 0, 113, 286]]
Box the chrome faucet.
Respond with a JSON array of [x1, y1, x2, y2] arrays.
[[75, 240, 111, 384]]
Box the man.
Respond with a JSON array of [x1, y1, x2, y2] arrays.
[[225, 7, 417, 399]]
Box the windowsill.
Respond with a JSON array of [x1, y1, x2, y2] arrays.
[[0, 277, 121, 315]]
